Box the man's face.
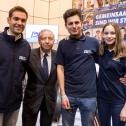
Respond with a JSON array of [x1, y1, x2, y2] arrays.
[[120, 29, 126, 38], [65, 15, 82, 38], [7, 11, 27, 35], [39, 31, 54, 53]]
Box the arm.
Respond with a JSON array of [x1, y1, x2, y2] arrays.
[[120, 102, 126, 122], [119, 75, 126, 85], [120, 75, 126, 121], [57, 65, 70, 109], [57, 65, 65, 96]]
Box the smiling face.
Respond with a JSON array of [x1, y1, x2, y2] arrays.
[[65, 15, 82, 38], [7, 11, 27, 35], [102, 25, 116, 50]]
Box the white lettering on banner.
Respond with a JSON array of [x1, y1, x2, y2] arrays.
[[95, 20, 107, 25], [119, 18, 126, 23], [108, 18, 119, 23], [95, 18, 126, 25], [96, 10, 126, 20]]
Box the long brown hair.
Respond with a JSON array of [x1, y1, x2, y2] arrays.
[[99, 22, 126, 59]]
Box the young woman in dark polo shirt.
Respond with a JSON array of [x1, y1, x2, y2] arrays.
[[97, 22, 126, 126]]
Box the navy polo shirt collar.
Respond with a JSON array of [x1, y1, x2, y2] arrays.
[[3, 27, 23, 42], [105, 49, 114, 54], [69, 34, 86, 41]]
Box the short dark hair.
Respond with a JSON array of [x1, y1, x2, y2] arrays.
[[63, 8, 82, 24], [9, 6, 28, 18]]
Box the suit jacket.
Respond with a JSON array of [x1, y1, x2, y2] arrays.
[[23, 48, 57, 114]]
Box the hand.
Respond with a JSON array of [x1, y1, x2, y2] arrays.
[[120, 105, 126, 122], [61, 95, 71, 109], [119, 75, 126, 85]]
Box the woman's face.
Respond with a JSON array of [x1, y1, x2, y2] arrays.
[[102, 25, 116, 47]]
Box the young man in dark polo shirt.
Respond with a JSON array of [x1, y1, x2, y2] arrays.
[[55, 8, 99, 126]]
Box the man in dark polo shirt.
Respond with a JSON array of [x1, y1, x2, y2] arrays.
[[55, 8, 99, 126]]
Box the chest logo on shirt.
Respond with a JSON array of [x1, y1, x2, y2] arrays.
[[84, 50, 92, 54], [19, 56, 27, 61]]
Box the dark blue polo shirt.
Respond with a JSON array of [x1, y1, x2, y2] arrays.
[[55, 35, 99, 98], [97, 49, 126, 103]]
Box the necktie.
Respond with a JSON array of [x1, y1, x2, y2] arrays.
[[43, 54, 48, 80]]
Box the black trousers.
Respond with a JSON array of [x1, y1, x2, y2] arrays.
[[22, 97, 53, 126]]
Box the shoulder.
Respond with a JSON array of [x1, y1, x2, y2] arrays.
[[31, 48, 40, 54], [0, 32, 3, 37], [51, 49, 57, 58], [0, 32, 5, 40], [85, 36, 99, 44], [22, 39, 30, 48], [52, 49, 56, 54], [29, 48, 40, 60], [57, 39, 66, 50], [59, 39, 66, 45], [85, 36, 99, 47], [59, 36, 70, 44], [58, 37, 72, 49]]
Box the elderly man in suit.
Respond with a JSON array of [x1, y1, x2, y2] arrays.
[[22, 29, 57, 126]]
